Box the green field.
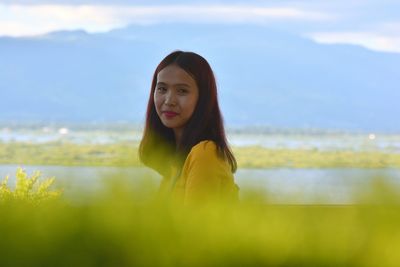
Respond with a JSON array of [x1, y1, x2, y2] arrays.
[[2, 137, 400, 266], [1, 141, 400, 168]]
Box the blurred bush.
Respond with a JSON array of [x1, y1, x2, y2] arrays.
[[1, 169, 400, 267], [0, 167, 62, 203]]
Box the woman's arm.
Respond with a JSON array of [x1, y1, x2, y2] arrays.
[[183, 141, 229, 205]]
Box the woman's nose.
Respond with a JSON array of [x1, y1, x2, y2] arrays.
[[165, 92, 177, 106]]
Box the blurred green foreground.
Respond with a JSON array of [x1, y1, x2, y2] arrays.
[[1, 169, 400, 267]]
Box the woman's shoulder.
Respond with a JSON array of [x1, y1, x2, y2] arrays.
[[186, 140, 225, 166], [190, 140, 217, 155]]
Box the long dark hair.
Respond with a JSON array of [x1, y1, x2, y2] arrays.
[[139, 51, 237, 177]]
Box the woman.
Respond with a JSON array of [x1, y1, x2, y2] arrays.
[[139, 51, 239, 205]]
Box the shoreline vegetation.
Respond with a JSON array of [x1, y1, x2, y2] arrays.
[[1, 142, 400, 168]]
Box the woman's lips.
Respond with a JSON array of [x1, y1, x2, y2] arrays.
[[162, 111, 178, 118]]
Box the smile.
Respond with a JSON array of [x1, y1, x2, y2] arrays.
[[162, 111, 179, 118]]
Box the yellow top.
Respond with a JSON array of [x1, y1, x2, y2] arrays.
[[158, 140, 239, 205]]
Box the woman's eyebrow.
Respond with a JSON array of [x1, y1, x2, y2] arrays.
[[174, 83, 190, 87], [156, 82, 190, 87]]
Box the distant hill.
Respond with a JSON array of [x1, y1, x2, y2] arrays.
[[1, 23, 399, 132]]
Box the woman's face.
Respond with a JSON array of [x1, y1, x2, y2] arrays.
[[154, 64, 199, 133]]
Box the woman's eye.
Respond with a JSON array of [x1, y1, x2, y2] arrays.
[[157, 87, 166, 92], [178, 88, 188, 94]]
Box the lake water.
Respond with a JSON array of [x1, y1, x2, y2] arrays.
[[2, 164, 399, 204]]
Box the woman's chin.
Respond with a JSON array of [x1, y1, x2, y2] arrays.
[[161, 121, 178, 129]]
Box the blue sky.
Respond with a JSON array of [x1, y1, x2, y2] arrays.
[[1, 0, 399, 53]]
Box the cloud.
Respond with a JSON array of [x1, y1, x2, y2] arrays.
[[0, 4, 332, 37], [308, 31, 400, 53], [1, 2, 398, 54], [0, 4, 125, 36]]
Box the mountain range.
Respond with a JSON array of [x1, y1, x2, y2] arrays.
[[1, 23, 399, 132]]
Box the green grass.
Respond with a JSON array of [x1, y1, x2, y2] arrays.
[[1, 141, 400, 168], [0, 142, 140, 167], [1, 168, 400, 267], [233, 146, 400, 168]]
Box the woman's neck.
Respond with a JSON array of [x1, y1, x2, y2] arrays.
[[173, 128, 183, 148]]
